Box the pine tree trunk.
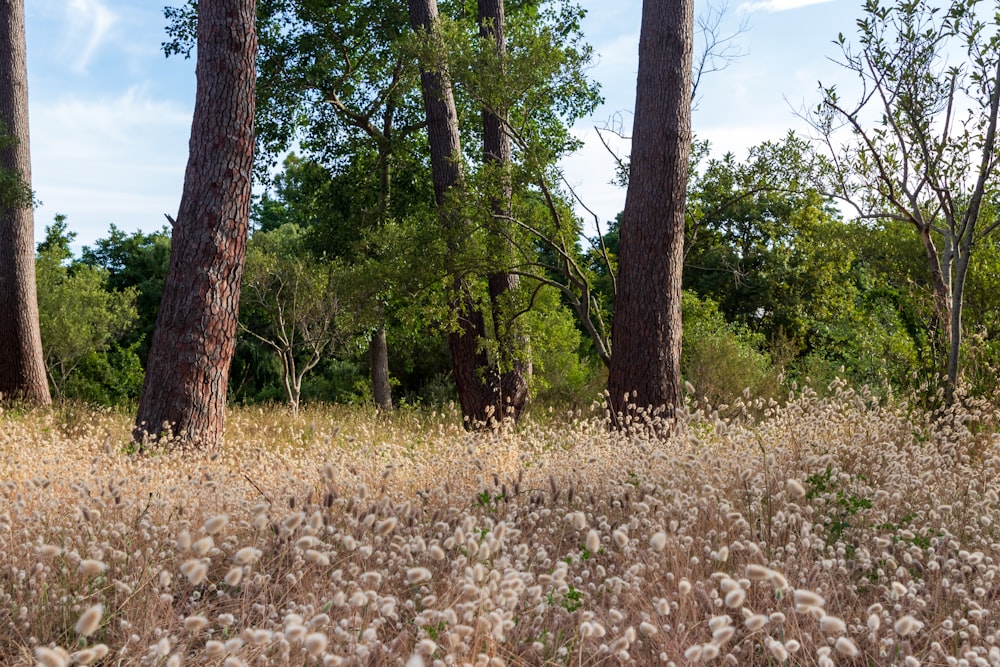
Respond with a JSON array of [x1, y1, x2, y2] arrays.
[[134, 0, 256, 448], [0, 0, 50, 406], [370, 325, 392, 410], [409, 0, 499, 426], [607, 0, 693, 426]]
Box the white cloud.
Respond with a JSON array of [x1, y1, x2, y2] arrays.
[[63, 0, 118, 73], [30, 86, 192, 245], [738, 0, 835, 12]]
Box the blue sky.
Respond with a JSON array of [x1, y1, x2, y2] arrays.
[[24, 0, 855, 248]]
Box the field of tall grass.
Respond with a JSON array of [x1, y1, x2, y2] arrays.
[[3, 382, 1000, 666]]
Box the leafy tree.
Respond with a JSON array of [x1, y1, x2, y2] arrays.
[[240, 224, 344, 413], [167, 0, 433, 412], [0, 0, 49, 405], [607, 0, 694, 424], [35, 218, 139, 399], [685, 136, 856, 347], [80, 225, 171, 363], [135, 0, 257, 448], [810, 0, 1000, 399]]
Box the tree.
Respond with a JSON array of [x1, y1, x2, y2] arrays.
[[0, 0, 50, 405], [240, 224, 343, 414], [35, 218, 139, 399], [409, 0, 494, 424], [134, 0, 256, 447], [476, 0, 531, 419], [810, 0, 1000, 399], [81, 225, 172, 364], [165, 0, 429, 413], [607, 0, 694, 424]]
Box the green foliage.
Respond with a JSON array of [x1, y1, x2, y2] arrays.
[[805, 468, 873, 550], [80, 225, 171, 364], [681, 291, 780, 409], [36, 217, 140, 401], [520, 285, 601, 407], [240, 223, 346, 412], [685, 135, 854, 348], [0, 120, 33, 211], [812, 0, 1000, 395]]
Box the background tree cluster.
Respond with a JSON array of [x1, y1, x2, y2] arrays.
[[6, 0, 1000, 442]]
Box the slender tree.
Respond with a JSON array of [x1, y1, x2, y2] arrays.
[[408, 0, 487, 424], [0, 0, 50, 405], [478, 0, 530, 420], [134, 0, 256, 447], [809, 0, 1000, 400], [607, 0, 694, 425]]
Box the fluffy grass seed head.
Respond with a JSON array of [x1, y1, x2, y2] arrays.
[[819, 615, 846, 635], [74, 603, 104, 636], [184, 615, 209, 633], [180, 558, 209, 585], [793, 589, 825, 608], [78, 559, 107, 577], [834, 636, 860, 657], [36, 647, 69, 667], [406, 567, 432, 584], [304, 632, 328, 656], [649, 531, 667, 552], [233, 546, 261, 565], [225, 567, 243, 586], [724, 588, 746, 608], [203, 514, 229, 534], [786, 478, 806, 499], [586, 529, 601, 553], [894, 615, 923, 636], [377, 517, 398, 536]]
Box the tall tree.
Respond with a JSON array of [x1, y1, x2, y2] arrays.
[[810, 0, 1000, 400], [0, 0, 50, 405], [409, 0, 493, 424], [134, 0, 256, 447], [607, 0, 694, 424], [478, 0, 530, 419]]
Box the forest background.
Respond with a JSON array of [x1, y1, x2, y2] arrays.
[[14, 0, 1000, 416]]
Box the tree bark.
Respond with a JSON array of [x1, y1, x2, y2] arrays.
[[370, 325, 392, 410], [0, 0, 50, 405], [134, 0, 256, 448], [408, 0, 506, 426], [607, 0, 694, 426]]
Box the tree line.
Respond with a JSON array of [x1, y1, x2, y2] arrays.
[[2, 0, 999, 448]]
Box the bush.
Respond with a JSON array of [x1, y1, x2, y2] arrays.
[[682, 291, 780, 410]]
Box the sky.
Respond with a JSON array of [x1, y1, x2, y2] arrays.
[[22, 0, 857, 248]]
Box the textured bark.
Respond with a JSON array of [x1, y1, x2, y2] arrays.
[[608, 0, 693, 425], [370, 325, 392, 411], [134, 0, 256, 448], [409, 0, 507, 426], [0, 0, 50, 405]]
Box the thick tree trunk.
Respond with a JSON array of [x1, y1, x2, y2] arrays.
[[0, 0, 50, 405], [480, 0, 530, 421], [370, 325, 392, 410], [409, 0, 504, 426], [607, 0, 693, 426], [134, 0, 256, 448]]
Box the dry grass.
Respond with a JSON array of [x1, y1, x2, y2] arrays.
[[3, 382, 1000, 666]]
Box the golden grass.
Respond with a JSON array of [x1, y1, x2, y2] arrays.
[[2, 383, 1000, 666]]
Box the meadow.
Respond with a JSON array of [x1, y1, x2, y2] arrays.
[[3, 382, 1000, 666]]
